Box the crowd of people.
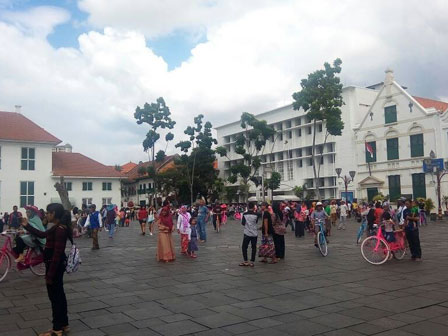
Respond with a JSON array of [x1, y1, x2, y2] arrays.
[[0, 195, 429, 335]]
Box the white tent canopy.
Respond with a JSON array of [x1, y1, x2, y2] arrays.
[[247, 195, 300, 202]]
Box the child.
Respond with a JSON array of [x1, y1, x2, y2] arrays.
[[187, 217, 199, 258], [382, 212, 395, 242], [125, 213, 130, 227]]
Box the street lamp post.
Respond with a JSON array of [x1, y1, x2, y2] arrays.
[[425, 151, 448, 220], [336, 168, 356, 201]]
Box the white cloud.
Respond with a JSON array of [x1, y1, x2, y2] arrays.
[[1, 6, 70, 37], [0, 1, 447, 165]]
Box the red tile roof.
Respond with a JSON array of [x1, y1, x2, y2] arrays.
[[413, 96, 448, 112], [53, 152, 122, 178], [0, 111, 61, 143], [125, 155, 176, 182], [121, 162, 138, 174]]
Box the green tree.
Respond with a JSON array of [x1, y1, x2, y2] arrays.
[[175, 114, 218, 205], [134, 97, 176, 208], [224, 186, 239, 203], [265, 171, 281, 193], [293, 185, 304, 199], [293, 59, 344, 201], [215, 112, 276, 202]]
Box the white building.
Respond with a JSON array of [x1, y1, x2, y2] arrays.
[[215, 70, 448, 204], [0, 111, 122, 213], [354, 69, 448, 203]]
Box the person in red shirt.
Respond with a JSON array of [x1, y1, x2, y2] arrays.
[[374, 202, 384, 225], [138, 206, 149, 235]]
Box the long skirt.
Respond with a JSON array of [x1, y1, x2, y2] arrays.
[[180, 234, 189, 253], [272, 233, 285, 259], [157, 232, 176, 262]]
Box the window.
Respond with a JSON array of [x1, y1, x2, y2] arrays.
[[286, 120, 292, 129], [278, 162, 284, 180], [327, 143, 334, 152], [20, 181, 34, 207], [328, 177, 336, 186], [385, 105, 397, 124], [295, 117, 301, 126], [287, 131, 292, 139], [296, 129, 302, 137], [410, 134, 424, 157], [412, 173, 426, 199], [279, 133, 283, 141], [319, 178, 325, 187], [307, 147, 313, 156], [102, 198, 112, 205], [64, 182, 72, 191], [308, 158, 313, 166], [386, 138, 399, 160], [318, 124, 323, 132], [287, 161, 293, 180], [297, 159, 303, 168], [82, 182, 93, 191], [102, 182, 112, 191], [278, 152, 284, 161], [320, 156, 324, 164], [277, 123, 283, 130], [328, 154, 334, 163], [288, 150, 293, 159], [296, 148, 302, 157], [271, 154, 275, 162], [388, 175, 401, 201], [82, 198, 93, 206], [21, 147, 35, 170], [307, 127, 312, 135], [317, 145, 323, 154], [365, 141, 377, 163]]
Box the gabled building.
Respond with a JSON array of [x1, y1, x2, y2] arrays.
[[0, 110, 122, 212], [121, 155, 178, 207], [354, 69, 448, 202]]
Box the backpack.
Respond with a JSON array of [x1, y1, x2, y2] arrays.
[[66, 235, 81, 273]]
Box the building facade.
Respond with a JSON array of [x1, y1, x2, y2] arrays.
[[215, 70, 448, 204]]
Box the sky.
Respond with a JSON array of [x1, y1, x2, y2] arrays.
[[0, 0, 447, 165]]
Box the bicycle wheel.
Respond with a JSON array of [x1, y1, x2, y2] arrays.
[[361, 236, 390, 265], [29, 249, 46, 276], [317, 231, 328, 256], [393, 248, 406, 260], [0, 251, 11, 282]]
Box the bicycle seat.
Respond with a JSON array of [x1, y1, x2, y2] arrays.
[[1, 230, 17, 236]]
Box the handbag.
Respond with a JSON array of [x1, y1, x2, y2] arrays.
[[258, 238, 275, 258], [273, 215, 286, 235]]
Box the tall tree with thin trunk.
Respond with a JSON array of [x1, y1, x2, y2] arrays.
[[292, 59, 344, 201], [134, 97, 176, 208], [176, 114, 218, 205]]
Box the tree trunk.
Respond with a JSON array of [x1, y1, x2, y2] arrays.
[[54, 176, 71, 210], [311, 120, 321, 201], [152, 146, 158, 210], [190, 150, 197, 206], [316, 130, 330, 197]]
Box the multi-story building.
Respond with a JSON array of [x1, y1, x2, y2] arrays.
[[354, 69, 448, 202], [215, 70, 448, 203], [0, 111, 122, 212]]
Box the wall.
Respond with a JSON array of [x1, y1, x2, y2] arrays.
[[0, 141, 55, 213]]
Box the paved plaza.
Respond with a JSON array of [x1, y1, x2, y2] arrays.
[[1, 219, 448, 336]]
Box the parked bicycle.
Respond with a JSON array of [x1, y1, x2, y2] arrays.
[[360, 224, 406, 265], [0, 230, 45, 282], [315, 219, 328, 257]]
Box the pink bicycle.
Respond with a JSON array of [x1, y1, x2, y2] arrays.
[[361, 224, 406, 265], [0, 230, 45, 282]]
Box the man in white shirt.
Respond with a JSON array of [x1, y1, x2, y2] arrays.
[[338, 201, 348, 230]]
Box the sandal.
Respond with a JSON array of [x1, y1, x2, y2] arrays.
[[239, 262, 249, 266], [39, 330, 63, 336], [249, 263, 255, 267]]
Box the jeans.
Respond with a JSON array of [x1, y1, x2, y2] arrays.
[[338, 216, 347, 229], [405, 229, 422, 259], [242, 235, 257, 262], [197, 218, 207, 241], [109, 223, 116, 238], [46, 255, 68, 331], [92, 228, 99, 249]]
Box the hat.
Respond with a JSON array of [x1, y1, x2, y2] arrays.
[[24, 205, 42, 219], [316, 202, 323, 206]]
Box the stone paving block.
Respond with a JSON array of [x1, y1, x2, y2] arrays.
[[348, 322, 389, 335], [374, 330, 420, 336], [277, 319, 334, 335], [0, 329, 36, 336], [322, 329, 364, 336], [339, 306, 391, 321], [70, 329, 106, 336], [99, 322, 138, 335], [400, 320, 448, 336], [150, 320, 208, 336], [124, 307, 171, 320], [310, 312, 364, 329], [222, 322, 259, 334], [83, 312, 133, 329], [193, 312, 247, 328], [69, 301, 110, 313], [247, 317, 283, 328]]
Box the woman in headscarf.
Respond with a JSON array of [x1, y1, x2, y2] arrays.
[[177, 206, 191, 255], [14, 205, 46, 263], [157, 201, 176, 262]]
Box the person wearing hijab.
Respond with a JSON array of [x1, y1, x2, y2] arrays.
[[13, 205, 46, 263], [157, 202, 176, 262], [177, 206, 191, 255]]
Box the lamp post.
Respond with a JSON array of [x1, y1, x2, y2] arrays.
[[336, 168, 356, 202], [425, 151, 448, 220]]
